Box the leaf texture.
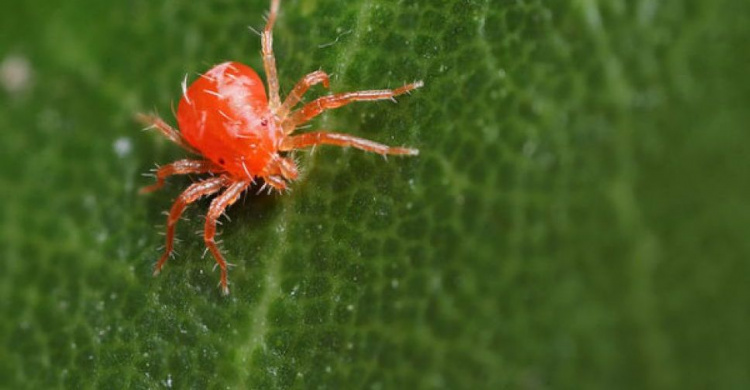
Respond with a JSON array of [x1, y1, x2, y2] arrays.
[[1, 0, 749, 388]]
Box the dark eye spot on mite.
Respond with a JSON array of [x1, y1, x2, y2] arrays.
[[218, 158, 226, 165], [260, 119, 268, 126]]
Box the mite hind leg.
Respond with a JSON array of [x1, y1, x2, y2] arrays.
[[203, 181, 250, 295], [263, 0, 282, 110], [136, 113, 200, 154]]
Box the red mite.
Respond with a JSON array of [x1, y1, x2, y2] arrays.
[[139, 0, 422, 295]]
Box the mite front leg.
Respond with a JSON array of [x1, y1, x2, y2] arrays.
[[281, 131, 419, 156], [136, 113, 200, 154], [284, 80, 423, 128], [262, 175, 287, 193], [140, 159, 221, 194], [263, 0, 282, 111], [203, 181, 250, 295], [276, 70, 330, 123], [154, 176, 228, 277]]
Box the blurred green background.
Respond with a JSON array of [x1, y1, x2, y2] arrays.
[[1, 0, 749, 388]]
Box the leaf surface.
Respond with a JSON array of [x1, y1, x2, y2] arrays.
[[1, 0, 749, 388]]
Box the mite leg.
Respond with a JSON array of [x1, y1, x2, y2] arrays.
[[140, 159, 221, 194], [284, 81, 423, 128], [263, 0, 282, 110], [262, 175, 287, 192], [154, 176, 228, 277], [136, 113, 200, 154], [204, 181, 250, 295], [276, 70, 330, 122], [281, 131, 419, 156]]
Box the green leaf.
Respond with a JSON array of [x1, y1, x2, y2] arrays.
[[1, 0, 749, 388]]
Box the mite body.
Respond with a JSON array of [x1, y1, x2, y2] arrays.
[[140, 0, 422, 294]]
